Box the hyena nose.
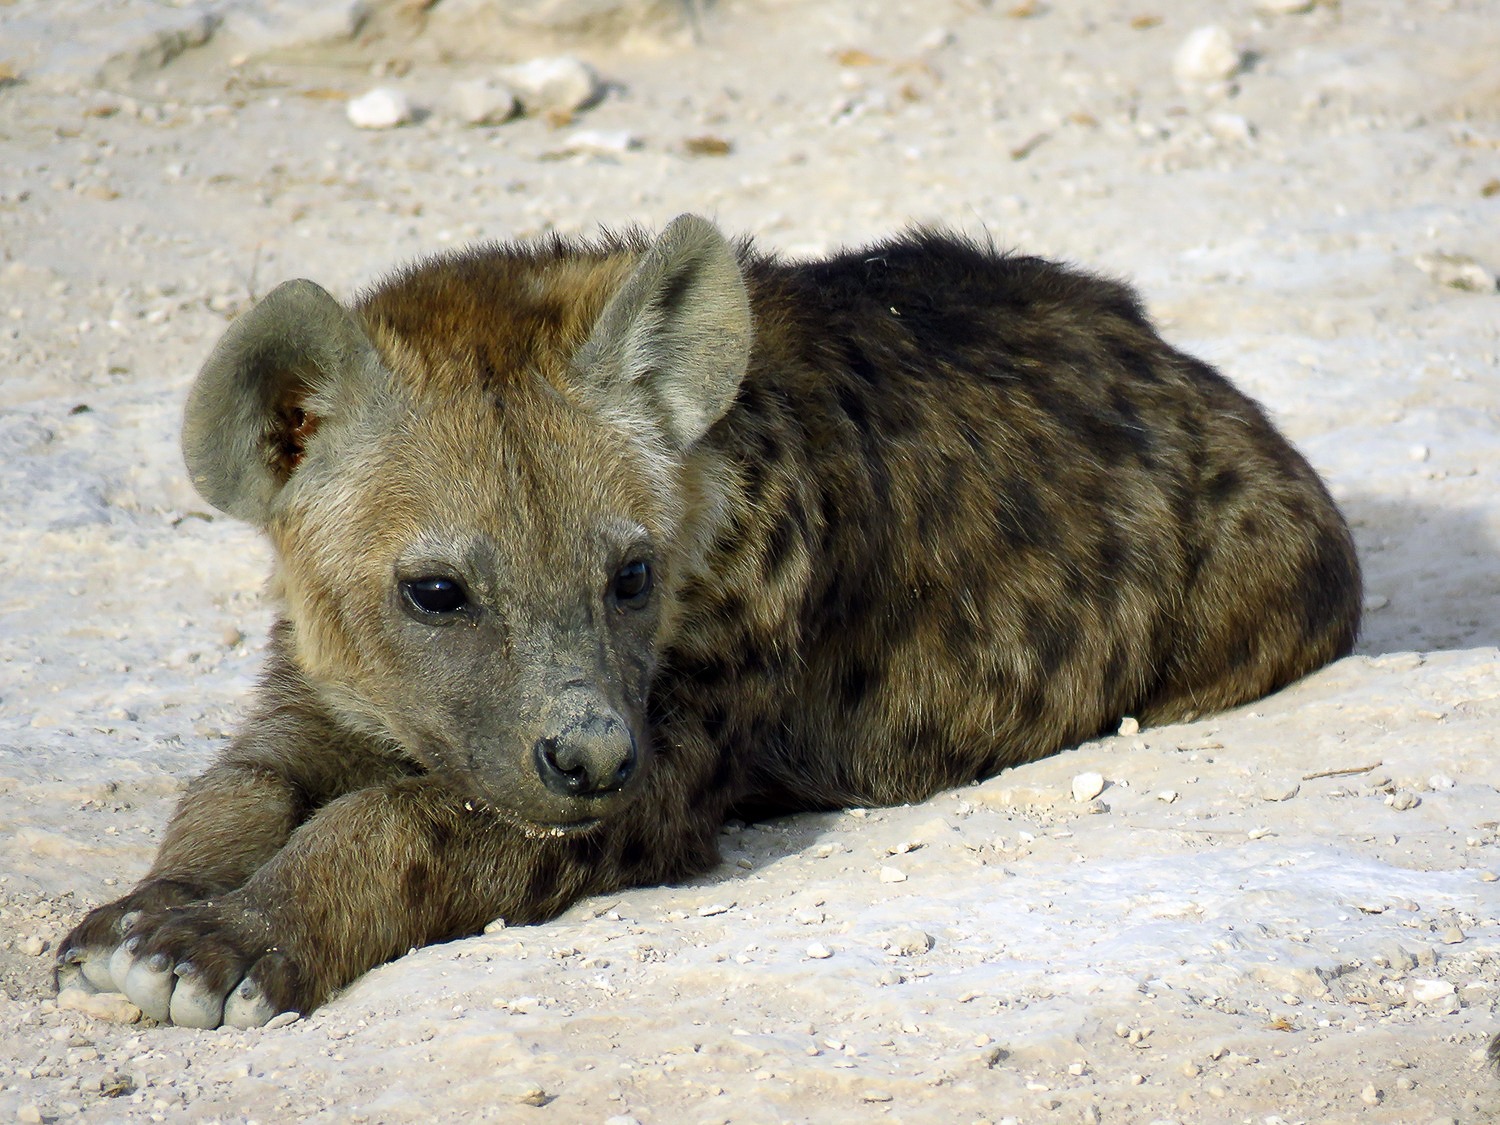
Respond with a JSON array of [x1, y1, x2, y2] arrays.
[[533, 713, 638, 798]]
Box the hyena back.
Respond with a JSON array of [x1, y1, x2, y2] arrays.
[[56, 215, 1359, 1027]]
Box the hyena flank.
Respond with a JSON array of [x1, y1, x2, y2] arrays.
[[57, 215, 1360, 1028]]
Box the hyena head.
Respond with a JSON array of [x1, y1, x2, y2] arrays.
[[181, 216, 752, 829]]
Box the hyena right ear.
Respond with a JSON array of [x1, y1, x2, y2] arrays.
[[182, 279, 381, 525]]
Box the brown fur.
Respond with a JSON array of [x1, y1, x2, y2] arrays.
[[57, 216, 1360, 1026]]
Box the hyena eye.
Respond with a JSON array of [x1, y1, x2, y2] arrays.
[[611, 560, 652, 608], [401, 576, 469, 618]]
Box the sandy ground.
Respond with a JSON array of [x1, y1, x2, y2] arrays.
[[2, 0, 1500, 1121]]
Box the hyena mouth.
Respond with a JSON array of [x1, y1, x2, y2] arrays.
[[456, 792, 604, 837]]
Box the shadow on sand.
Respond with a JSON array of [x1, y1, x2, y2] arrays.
[[1341, 492, 1500, 655]]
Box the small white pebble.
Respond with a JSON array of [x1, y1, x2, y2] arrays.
[[1117, 716, 1140, 736], [1428, 774, 1455, 790], [559, 129, 640, 156], [347, 87, 414, 129], [1361, 1083, 1381, 1105], [1156, 789, 1179, 803], [1205, 112, 1254, 144], [806, 942, 833, 960], [1408, 443, 1431, 463], [878, 866, 907, 883], [1173, 26, 1241, 88], [1071, 772, 1106, 803], [18, 935, 46, 957]]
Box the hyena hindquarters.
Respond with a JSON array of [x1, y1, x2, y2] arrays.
[[56, 215, 1360, 1028], [676, 236, 1360, 812]]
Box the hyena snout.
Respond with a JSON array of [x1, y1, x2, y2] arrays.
[[532, 711, 638, 798]]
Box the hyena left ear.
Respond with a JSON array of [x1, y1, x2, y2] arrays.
[[182, 278, 382, 525], [576, 214, 752, 450]]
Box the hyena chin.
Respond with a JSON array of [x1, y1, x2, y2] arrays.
[[57, 214, 1360, 1027]]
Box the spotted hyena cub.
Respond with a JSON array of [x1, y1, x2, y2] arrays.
[[57, 215, 1359, 1027]]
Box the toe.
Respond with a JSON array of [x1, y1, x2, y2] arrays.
[[223, 978, 278, 1029], [123, 954, 176, 1023], [106, 940, 138, 993], [168, 964, 226, 1029]]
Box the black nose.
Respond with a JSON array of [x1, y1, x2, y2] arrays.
[[533, 714, 638, 797]]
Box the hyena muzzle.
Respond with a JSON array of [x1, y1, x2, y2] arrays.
[[56, 214, 1360, 1027]]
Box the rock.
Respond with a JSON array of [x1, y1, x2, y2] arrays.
[[1414, 252, 1497, 293], [22, 5, 218, 90], [878, 865, 908, 883], [1256, 0, 1315, 12], [499, 56, 601, 116], [216, 0, 369, 56], [449, 78, 518, 126], [1387, 789, 1421, 811], [347, 87, 415, 129], [1071, 772, 1106, 802], [18, 935, 46, 956], [1206, 112, 1254, 144], [1173, 26, 1241, 89], [806, 942, 833, 959], [17, 1105, 43, 1125], [1258, 781, 1299, 802], [881, 928, 934, 956], [57, 987, 143, 1024], [1117, 716, 1140, 736], [1406, 979, 1456, 1008], [507, 1082, 549, 1107]]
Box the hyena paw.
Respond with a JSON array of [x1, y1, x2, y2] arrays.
[[60, 894, 306, 1029], [54, 878, 215, 997]]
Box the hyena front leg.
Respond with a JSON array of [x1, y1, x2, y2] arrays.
[[54, 721, 413, 1007], [89, 776, 693, 1029]]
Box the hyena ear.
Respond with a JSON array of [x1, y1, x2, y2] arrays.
[[182, 278, 380, 525], [576, 213, 752, 449]]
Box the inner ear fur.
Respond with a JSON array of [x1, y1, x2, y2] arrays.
[[182, 278, 379, 525], [575, 214, 753, 450]]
